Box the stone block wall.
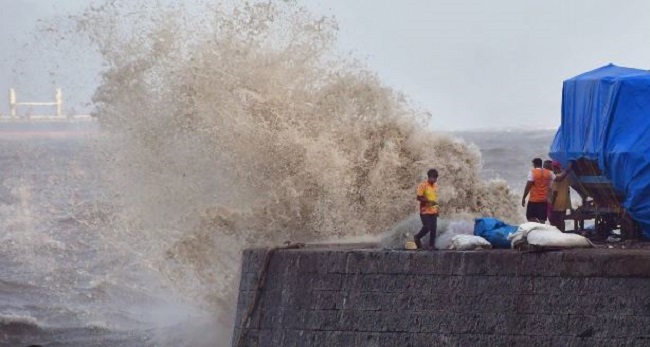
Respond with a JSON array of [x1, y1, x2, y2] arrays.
[[232, 248, 650, 346]]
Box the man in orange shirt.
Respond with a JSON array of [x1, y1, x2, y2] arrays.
[[521, 158, 555, 223], [414, 169, 439, 249]]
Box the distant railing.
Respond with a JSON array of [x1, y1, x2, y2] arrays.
[[3, 88, 94, 122]]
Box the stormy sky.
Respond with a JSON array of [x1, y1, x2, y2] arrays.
[[2, 0, 650, 130]]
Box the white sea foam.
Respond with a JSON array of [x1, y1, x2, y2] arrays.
[[24, 1, 523, 345]]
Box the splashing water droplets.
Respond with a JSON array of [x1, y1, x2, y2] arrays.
[[28, 1, 521, 344]]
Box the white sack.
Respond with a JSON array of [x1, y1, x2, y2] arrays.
[[508, 222, 558, 249], [508, 222, 592, 249], [449, 235, 492, 251], [527, 229, 592, 249]]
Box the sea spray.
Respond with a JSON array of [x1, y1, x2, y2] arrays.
[[38, 0, 521, 344]]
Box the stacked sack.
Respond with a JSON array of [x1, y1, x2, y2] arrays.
[[508, 222, 593, 250]]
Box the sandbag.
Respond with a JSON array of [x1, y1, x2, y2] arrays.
[[474, 217, 518, 249], [449, 235, 492, 251], [508, 222, 592, 250], [508, 222, 556, 247], [527, 229, 592, 249]]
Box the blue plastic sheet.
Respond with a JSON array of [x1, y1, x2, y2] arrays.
[[549, 64, 650, 237], [473, 218, 518, 249]]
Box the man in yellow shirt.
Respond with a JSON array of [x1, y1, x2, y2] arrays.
[[414, 169, 439, 249]]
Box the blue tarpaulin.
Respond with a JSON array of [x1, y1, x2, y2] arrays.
[[549, 64, 650, 237], [473, 218, 518, 248]]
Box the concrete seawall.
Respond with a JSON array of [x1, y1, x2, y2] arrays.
[[232, 248, 650, 346]]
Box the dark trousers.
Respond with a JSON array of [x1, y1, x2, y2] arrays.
[[526, 201, 548, 223], [550, 210, 566, 232], [415, 214, 438, 248]]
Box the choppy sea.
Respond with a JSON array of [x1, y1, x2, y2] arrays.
[[0, 123, 555, 346]]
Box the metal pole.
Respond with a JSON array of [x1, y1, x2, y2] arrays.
[[55, 88, 62, 118], [9, 88, 16, 118]]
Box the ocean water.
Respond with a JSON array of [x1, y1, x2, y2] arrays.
[[0, 124, 555, 346], [454, 129, 557, 194], [0, 124, 217, 347]]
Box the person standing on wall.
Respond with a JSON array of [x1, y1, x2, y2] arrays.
[[415, 169, 439, 249], [549, 161, 573, 232], [542, 159, 554, 221], [521, 158, 555, 223]]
